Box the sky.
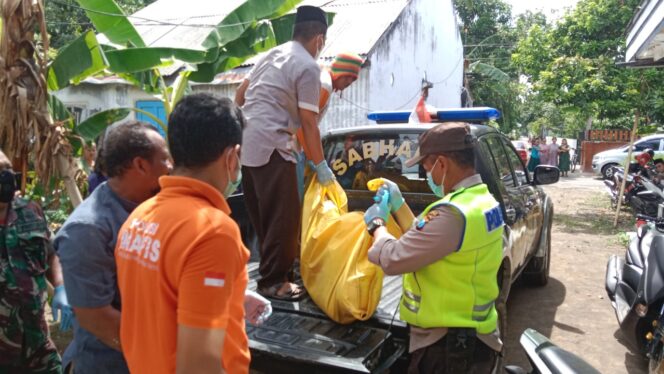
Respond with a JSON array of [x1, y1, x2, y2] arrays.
[[505, 0, 580, 19]]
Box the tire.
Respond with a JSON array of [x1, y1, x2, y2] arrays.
[[649, 333, 664, 373], [495, 263, 511, 372], [524, 210, 553, 287], [602, 164, 618, 179]]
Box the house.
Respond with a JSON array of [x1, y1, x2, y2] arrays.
[[624, 0, 664, 68], [54, 0, 464, 135]]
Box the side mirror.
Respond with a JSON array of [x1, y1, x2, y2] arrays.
[[533, 165, 560, 185]]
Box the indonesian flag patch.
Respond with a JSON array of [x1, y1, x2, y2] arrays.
[[204, 272, 226, 287]]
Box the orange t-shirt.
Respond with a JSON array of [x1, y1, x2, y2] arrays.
[[115, 176, 250, 374]]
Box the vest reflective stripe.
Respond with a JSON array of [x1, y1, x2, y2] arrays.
[[400, 183, 504, 334]]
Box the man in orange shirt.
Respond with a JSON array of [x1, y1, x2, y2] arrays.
[[116, 93, 268, 374]]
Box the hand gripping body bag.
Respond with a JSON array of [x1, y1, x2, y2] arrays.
[[300, 178, 402, 324]]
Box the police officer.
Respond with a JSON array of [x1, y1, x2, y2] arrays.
[[0, 149, 73, 373], [364, 123, 504, 373]]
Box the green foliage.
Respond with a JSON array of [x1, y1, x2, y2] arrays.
[[512, 0, 664, 137], [454, 0, 536, 134], [45, 0, 155, 49]]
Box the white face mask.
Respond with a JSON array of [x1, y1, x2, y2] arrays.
[[315, 36, 324, 59]]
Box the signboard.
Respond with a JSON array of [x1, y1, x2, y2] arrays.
[[585, 129, 632, 142]]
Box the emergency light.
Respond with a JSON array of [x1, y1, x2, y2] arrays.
[[367, 107, 501, 124]]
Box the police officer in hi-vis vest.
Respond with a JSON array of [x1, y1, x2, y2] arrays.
[[364, 122, 504, 373]]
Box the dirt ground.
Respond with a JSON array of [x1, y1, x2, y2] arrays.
[[47, 172, 646, 372], [504, 172, 648, 373]]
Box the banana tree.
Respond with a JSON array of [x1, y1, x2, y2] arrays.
[[48, 0, 307, 137], [1, 0, 305, 207]]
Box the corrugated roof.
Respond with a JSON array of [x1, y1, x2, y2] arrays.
[[134, 0, 407, 65], [92, 0, 409, 83]]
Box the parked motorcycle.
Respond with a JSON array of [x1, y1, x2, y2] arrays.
[[505, 329, 600, 374], [606, 210, 664, 371], [604, 164, 663, 216]]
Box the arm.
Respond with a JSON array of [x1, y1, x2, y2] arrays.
[[234, 79, 250, 107], [299, 108, 324, 164], [176, 229, 244, 373], [55, 222, 120, 341], [176, 325, 225, 374], [74, 306, 122, 351], [367, 206, 464, 275], [46, 246, 64, 288]]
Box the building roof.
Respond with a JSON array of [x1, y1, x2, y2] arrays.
[[99, 0, 410, 81], [624, 0, 664, 67]]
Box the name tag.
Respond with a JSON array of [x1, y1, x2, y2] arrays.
[[484, 205, 504, 233]]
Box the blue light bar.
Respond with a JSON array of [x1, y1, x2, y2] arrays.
[[367, 107, 502, 123]]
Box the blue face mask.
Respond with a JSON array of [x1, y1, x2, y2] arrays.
[[426, 159, 445, 198], [223, 153, 242, 198]]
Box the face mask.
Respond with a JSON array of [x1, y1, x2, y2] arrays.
[[426, 159, 446, 198], [223, 152, 242, 198], [0, 170, 17, 203], [315, 36, 324, 59]]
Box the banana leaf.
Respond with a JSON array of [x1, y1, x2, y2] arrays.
[[76, 108, 131, 140], [468, 61, 510, 83], [201, 0, 303, 49], [47, 31, 108, 91], [104, 47, 212, 74], [75, 0, 145, 47]]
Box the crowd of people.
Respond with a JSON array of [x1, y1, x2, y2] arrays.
[[526, 136, 572, 176], [2, 5, 507, 374]]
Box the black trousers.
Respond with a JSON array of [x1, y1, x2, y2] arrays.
[[242, 151, 300, 289], [408, 330, 498, 374]]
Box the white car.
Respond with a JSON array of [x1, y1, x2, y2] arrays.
[[592, 134, 664, 179]]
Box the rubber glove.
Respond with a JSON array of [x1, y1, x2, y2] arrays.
[[379, 179, 405, 212], [245, 290, 273, 325], [364, 188, 391, 225], [315, 160, 336, 186], [52, 285, 74, 331]]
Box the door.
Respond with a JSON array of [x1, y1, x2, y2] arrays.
[[479, 135, 531, 269], [135, 100, 167, 137], [502, 138, 543, 263]]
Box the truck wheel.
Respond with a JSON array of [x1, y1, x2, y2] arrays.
[[524, 213, 552, 287], [602, 164, 617, 179]]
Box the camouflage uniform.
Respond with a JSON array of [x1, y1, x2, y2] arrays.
[[0, 198, 62, 373]]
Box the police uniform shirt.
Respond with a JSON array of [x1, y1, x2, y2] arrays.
[[368, 174, 503, 353]]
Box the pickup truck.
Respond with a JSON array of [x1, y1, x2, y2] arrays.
[[228, 109, 560, 373]]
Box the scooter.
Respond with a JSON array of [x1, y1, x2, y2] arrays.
[[505, 329, 600, 374], [605, 207, 664, 366], [630, 176, 664, 217]]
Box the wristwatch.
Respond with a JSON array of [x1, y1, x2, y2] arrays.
[[367, 218, 386, 236]]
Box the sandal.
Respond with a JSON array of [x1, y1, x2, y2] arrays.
[[257, 282, 307, 301]]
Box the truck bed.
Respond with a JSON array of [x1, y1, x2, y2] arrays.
[[246, 261, 409, 373]]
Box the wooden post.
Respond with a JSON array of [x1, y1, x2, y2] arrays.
[[614, 111, 640, 227]]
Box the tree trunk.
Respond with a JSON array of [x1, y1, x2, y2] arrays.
[[56, 154, 82, 207], [585, 116, 593, 131]]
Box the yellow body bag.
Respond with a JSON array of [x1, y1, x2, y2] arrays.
[[300, 178, 402, 324]]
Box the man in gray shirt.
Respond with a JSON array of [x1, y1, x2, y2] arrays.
[[54, 121, 172, 373], [235, 6, 335, 300]]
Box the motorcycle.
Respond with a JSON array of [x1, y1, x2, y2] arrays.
[[604, 164, 663, 216], [505, 329, 600, 374], [605, 209, 664, 371]]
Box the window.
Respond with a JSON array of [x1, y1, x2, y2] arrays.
[[66, 105, 85, 125], [503, 139, 529, 186], [324, 133, 430, 193], [633, 138, 662, 151], [483, 136, 517, 189]]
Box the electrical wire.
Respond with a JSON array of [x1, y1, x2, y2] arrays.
[[49, 0, 257, 29]]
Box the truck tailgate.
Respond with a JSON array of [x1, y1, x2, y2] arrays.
[[246, 262, 408, 373]]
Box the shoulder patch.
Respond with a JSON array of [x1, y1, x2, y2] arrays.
[[484, 205, 504, 233], [415, 209, 440, 230]]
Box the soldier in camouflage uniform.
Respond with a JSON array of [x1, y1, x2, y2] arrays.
[[0, 150, 66, 373]]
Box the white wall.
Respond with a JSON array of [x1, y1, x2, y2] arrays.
[[368, 0, 463, 112], [53, 83, 162, 123]]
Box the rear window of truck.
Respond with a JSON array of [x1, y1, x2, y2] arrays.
[[324, 133, 431, 193]]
